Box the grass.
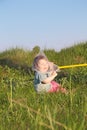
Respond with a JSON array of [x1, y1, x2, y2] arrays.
[[0, 42, 87, 130]]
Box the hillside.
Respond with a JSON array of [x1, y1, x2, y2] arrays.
[[0, 42, 87, 130], [0, 42, 87, 67]]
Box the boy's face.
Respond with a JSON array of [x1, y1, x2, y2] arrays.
[[37, 59, 49, 72]]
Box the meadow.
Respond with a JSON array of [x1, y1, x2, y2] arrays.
[[0, 42, 87, 130]]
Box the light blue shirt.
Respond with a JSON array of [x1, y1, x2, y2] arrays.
[[34, 70, 51, 93]]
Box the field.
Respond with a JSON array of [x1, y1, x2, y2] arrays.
[[0, 42, 87, 130]]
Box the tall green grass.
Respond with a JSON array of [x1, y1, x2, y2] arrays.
[[0, 42, 87, 130]]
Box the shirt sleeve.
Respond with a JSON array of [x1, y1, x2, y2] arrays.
[[38, 72, 48, 82]]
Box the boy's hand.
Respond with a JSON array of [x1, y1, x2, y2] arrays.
[[51, 71, 57, 77]]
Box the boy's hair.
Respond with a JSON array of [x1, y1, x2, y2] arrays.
[[32, 55, 48, 71]]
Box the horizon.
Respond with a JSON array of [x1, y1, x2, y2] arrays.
[[0, 41, 86, 53]]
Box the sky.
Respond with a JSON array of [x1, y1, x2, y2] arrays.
[[0, 0, 87, 52]]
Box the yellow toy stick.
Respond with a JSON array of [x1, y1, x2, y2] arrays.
[[59, 63, 87, 69]]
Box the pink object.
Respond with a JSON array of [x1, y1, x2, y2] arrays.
[[49, 81, 60, 92]]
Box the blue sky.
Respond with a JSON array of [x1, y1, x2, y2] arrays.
[[0, 0, 87, 52]]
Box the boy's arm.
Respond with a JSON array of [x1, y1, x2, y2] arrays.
[[42, 71, 57, 84]]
